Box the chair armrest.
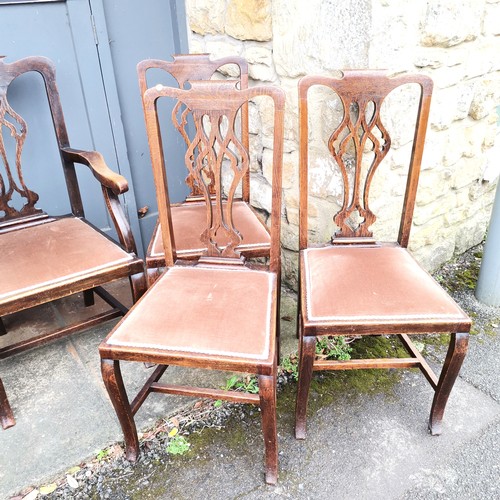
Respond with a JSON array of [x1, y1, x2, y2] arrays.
[[61, 147, 128, 195]]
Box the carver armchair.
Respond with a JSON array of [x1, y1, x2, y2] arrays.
[[137, 54, 270, 284], [0, 56, 146, 428], [295, 71, 471, 439]]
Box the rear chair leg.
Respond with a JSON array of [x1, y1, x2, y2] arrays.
[[130, 272, 147, 303], [101, 359, 139, 460], [295, 334, 316, 439], [429, 332, 469, 435], [0, 317, 7, 336], [83, 289, 95, 307], [0, 378, 15, 430], [259, 374, 278, 485]]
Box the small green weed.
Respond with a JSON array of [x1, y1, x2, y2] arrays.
[[166, 435, 190, 455], [224, 375, 259, 393], [95, 448, 110, 462], [316, 336, 353, 361], [280, 354, 299, 381]]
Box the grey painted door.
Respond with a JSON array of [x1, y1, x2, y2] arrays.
[[0, 0, 189, 253], [96, 0, 190, 248], [0, 0, 142, 246]]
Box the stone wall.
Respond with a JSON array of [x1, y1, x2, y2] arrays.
[[186, 0, 500, 288]]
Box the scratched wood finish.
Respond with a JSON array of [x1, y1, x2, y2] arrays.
[[0, 56, 146, 429], [100, 79, 285, 484], [295, 71, 471, 441]]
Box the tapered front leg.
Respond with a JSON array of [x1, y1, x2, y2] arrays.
[[259, 374, 278, 485], [295, 333, 316, 439], [429, 332, 469, 435], [0, 378, 15, 429], [101, 359, 139, 460]]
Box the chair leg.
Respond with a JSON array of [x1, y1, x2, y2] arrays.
[[295, 334, 316, 440], [428, 332, 469, 436], [83, 289, 95, 307], [259, 374, 278, 485], [0, 317, 7, 336], [0, 378, 15, 430], [130, 272, 147, 303], [147, 267, 162, 288], [101, 359, 140, 460]]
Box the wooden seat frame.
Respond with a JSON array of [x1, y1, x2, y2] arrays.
[[0, 56, 146, 429], [294, 71, 471, 439], [99, 79, 285, 484], [138, 54, 270, 285]]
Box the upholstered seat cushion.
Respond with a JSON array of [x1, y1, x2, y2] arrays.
[[301, 245, 470, 333], [149, 200, 270, 260], [0, 217, 134, 309], [105, 266, 276, 362]]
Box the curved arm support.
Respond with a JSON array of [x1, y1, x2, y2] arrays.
[[61, 147, 128, 195]]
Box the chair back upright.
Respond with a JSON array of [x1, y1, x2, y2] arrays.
[[138, 54, 250, 202], [0, 56, 84, 228], [298, 71, 433, 250], [142, 79, 285, 272]]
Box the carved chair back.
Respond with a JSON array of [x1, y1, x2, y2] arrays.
[[142, 79, 284, 272], [0, 56, 83, 231], [137, 54, 250, 201], [298, 71, 433, 250]]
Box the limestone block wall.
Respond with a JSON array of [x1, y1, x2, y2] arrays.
[[186, 0, 500, 288]]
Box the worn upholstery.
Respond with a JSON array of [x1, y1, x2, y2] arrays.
[[0, 217, 134, 309], [302, 245, 469, 331], [107, 266, 276, 361], [149, 200, 270, 260]]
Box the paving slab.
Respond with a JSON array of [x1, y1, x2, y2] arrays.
[[0, 322, 229, 499], [110, 367, 498, 500]]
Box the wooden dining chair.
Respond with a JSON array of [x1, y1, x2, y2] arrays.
[[137, 54, 271, 285], [0, 56, 146, 428], [99, 79, 285, 484], [295, 71, 471, 440]]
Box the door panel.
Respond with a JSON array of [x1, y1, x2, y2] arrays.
[[98, 0, 190, 247], [0, 0, 141, 245]]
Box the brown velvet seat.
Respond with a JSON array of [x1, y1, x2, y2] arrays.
[[138, 55, 270, 284], [105, 266, 276, 368], [302, 246, 469, 333], [100, 78, 285, 484], [1, 218, 135, 307], [149, 201, 270, 261], [0, 56, 146, 430], [295, 71, 471, 440]]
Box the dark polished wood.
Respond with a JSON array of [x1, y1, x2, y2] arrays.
[[295, 70, 471, 440], [138, 54, 271, 284], [100, 77, 285, 484], [0, 56, 146, 429], [0, 378, 15, 430]]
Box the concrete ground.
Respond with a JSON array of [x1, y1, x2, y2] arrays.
[[1, 281, 499, 499]]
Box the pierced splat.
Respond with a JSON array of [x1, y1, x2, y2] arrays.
[[328, 95, 391, 239], [172, 100, 216, 197], [182, 81, 249, 259], [143, 78, 284, 270], [0, 80, 42, 222], [137, 54, 249, 201]]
